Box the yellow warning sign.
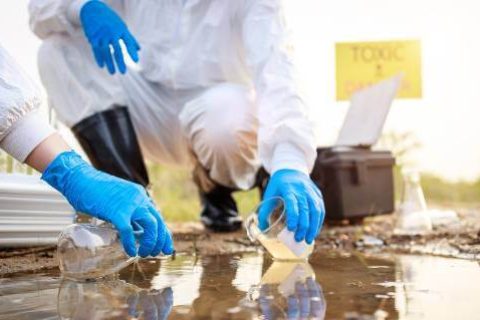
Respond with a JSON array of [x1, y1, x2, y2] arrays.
[[336, 40, 422, 100]]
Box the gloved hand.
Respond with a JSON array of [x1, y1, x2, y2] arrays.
[[42, 151, 173, 257], [79, 0, 140, 74], [259, 169, 325, 244]]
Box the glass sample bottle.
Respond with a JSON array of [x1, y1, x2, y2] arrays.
[[57, 223, 138, 280], [246, 197, 314, 261], [394, 170, 432, 235]]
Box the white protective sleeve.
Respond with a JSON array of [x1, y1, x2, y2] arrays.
[[0, 45, 55, 162], [241, 0, 316, 175], [28, 0, 91, 39]]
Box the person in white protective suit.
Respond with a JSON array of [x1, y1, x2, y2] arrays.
[[28, 0, 326, 241], [0, 44, 174, 257]]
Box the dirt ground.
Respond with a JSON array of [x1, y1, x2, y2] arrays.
[[1, 208, 479, 276]]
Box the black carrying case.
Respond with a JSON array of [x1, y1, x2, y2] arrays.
[[310, 147, 395, 220]]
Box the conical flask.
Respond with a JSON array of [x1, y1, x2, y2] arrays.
[[57, 223, 139, 280], [394, 170, 432, 235]]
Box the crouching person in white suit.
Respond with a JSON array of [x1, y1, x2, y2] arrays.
[[29, 0, 325, 243]]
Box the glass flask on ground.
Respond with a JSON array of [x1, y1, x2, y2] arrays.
[[394, 169, 432, 235]]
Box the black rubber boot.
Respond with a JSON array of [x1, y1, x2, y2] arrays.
[[71, 106, 150, 187], [255, 167, 270, 200], [199, 185, 243, 232]]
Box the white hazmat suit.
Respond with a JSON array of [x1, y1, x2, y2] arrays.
[[29, 0, 316, 190], [0, 44, 55, 162]]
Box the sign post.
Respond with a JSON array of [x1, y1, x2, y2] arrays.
[[336, 40, 422, 101]]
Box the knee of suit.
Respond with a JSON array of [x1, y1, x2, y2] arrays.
[[181, 83, 259, 161]]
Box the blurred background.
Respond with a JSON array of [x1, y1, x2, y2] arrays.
[[1, 0, 479, 221]]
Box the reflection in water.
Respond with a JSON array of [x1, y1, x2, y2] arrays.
[[56, 254, 326, 319], [188, 255, 252, 319], [393, 255, 480, 320], [0, 271, 59, 320], [254, 262, 326, 319], [150, 256, 203, 307], [1, 252, 480, 319], [58, 280, 172, 320]]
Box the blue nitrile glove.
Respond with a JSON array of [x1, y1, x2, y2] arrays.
[[79, 0, 140, 74], [259, 169, 325, 244], [42, 151, 174, 257]]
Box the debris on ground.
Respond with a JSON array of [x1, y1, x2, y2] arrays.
[[1, 206, 479, 276], [317, 206, 480, 260]]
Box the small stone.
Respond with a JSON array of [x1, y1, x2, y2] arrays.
[[355, 235, 384, 248]]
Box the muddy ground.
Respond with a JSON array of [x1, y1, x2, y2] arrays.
[[1, 208, 479, 276]]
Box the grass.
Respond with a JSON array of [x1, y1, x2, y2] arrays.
[[421, 173, 480, 207], [149, 162, 479, 222], [0, 151, 258, 223], [392, 165, 479, 207], [2, 149, 476, 223], [147, 163, 260, 222], [0, 152, 34, 175], [380, 131, 479, 208]]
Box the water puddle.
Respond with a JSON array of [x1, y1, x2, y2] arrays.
[[0, 251, 479, 319]]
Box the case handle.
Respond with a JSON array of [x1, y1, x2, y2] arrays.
[[353, 160, 368, 185]]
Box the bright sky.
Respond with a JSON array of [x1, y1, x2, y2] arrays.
[[1, 1, 479, 181]]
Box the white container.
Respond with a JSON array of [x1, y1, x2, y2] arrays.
[[0, 173, 75, 246]]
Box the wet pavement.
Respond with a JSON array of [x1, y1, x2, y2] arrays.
[[0, 251, 479, 319]]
